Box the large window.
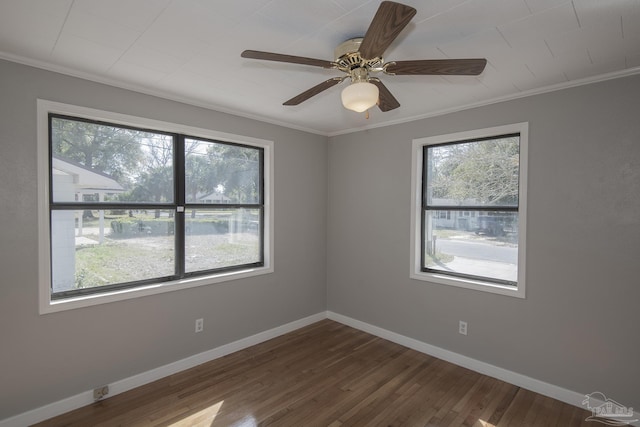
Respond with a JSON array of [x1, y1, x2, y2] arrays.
[[411, 123, 527, 298], [38, 101, 273, 312]]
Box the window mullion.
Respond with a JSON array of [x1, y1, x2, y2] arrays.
[[175, 135, 185, 278]]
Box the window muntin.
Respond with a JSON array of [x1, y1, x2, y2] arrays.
[[48, 114, 265, 300], [411, 123, 527, 298]]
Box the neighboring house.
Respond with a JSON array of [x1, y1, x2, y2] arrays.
[[52, 155, 125, 202], [430, 198, 518, 236], [51, 155, 125, 292], [431, 198, 479, 231], [197, 191, 232, 204]]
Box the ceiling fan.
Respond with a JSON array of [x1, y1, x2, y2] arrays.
[[241, 1, 487, 114]]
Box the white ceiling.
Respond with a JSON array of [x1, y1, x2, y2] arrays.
[[1, 0, 639, 136]]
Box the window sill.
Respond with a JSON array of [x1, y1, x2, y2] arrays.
[[410, 270, 525, 298], [40, 266, 273, 314]]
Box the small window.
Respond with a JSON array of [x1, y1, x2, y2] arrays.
[[411, 123, 527, 298], [38, 100, 273, 313]]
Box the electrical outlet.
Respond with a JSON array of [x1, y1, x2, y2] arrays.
[[459, 320, 468, 336], [195, 318, 204, 333], [93, 385, 109, 401]]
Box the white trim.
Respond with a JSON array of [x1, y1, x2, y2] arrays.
[[0, 52, 327, 137], [38, 99, 274, 148], [0, 312, 327, 427], [410, 122, 528, 298], [3, 51, 639, 138], [326, 312, 640, 426], [42, 268, 275, 314], [327, 66, 640, 137], [37, 99, 275, 314]]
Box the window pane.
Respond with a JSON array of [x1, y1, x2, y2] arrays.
[[51, 209, 175, 293], [426, 136, 519, 207], [51, 117, 174, 203], [185, 208, 261, 273], [185, 138, 261, 204], [423, 210, 518, 284]]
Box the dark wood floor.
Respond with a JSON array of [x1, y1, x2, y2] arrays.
[[35, 319, 600, 426]]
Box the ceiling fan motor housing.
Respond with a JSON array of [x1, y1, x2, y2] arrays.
[[334, 37, 383, 75], [334, 38, 363, 60]]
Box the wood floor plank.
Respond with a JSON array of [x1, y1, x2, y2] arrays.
[[473, 381, 520, 426], [33, 320, 612, 427]]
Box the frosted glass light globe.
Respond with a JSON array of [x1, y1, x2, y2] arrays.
[[341, 82, 379, 112]]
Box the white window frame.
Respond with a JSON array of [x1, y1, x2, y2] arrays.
[[37, 100, 274, 314], [410, 123, 528, 298]]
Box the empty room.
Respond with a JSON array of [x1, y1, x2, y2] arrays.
[[0, 1, 638, 426]]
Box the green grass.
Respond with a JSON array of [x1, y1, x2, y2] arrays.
[[424, 251, 455, 267], [75, 241, 174, 288], [70, 209, 260, 289], [74, 234, 259, 289]]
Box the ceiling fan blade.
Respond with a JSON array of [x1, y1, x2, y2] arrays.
[[283, 77, 345, 106], [370, 79, 400, 112], [241, 50, 335, 69], [386, 59, 487, 75], [358, 1, 416, 60]]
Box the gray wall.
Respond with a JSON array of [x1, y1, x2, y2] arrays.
[[327, 74, 640, 409], [0, 59, 327, 419], [2, 55, 638, 421]]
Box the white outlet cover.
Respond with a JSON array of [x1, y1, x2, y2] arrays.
[[459, 321, 468, 335]]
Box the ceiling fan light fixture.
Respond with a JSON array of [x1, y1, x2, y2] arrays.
[[242, 2, 486, 113], [341, 81, 379, 112]]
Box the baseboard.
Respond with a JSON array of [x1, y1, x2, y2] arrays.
[[326, 311, 640, 427], [0, 312, 327, 427], [4, 310, 637, 427]]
